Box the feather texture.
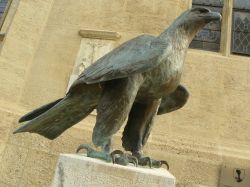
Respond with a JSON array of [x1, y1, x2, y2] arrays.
[[72, 35, 164, 86]]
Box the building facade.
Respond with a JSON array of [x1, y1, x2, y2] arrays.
[[0, 0, 249, 186]]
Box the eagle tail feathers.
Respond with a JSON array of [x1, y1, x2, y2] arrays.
[[18, 98, 63, 123], [14, 95, 96, 140]]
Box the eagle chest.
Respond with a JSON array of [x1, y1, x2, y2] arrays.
[[156, 54, 184, 95], [139, 58, 183, 99]]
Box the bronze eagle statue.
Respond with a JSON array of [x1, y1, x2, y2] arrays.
[[14, 8, 221, 168]]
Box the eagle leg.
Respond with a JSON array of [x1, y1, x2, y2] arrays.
[[111, 150, 138, 167], [76, 144, 111, 162], [122, 98, 170, 169]]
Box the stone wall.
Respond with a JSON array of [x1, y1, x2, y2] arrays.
[[0, 0, 250, 186]]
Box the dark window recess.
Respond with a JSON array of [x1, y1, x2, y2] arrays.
[[232, 0, 250, 56], [189, 0, 223, 52], [0, 0, 8, 20]]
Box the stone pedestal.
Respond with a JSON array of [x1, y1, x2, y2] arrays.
[[52, 154, 175, 187]]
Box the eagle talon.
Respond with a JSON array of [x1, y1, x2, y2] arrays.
[[111, 150, 124, 164], [132, 152, 169, 169], [160, 160, 169, 170], [76, 144, 94, 154], [111, 150, 138, 167], [128, 155, 138, 167], [137, 156, 152, 168], [76, 144, 111, 162], [150, 159, 169, 169], [146, 157, 152, 168]]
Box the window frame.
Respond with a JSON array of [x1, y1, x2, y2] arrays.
[[231, 2, 250, 56], [0, 0, 12, 31]]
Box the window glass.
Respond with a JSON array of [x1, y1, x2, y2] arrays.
[[232, 0, 250, 56], [0, 0, 9, 20]]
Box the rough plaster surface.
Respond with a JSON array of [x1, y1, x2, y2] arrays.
[[52, 154, 175, 187]]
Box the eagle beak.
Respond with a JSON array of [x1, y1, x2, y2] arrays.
[[204, 12, 222, 21]]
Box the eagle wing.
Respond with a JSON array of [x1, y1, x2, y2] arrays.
[[71, 35, 164, 87]]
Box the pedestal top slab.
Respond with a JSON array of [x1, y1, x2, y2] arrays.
[[52, 154, 175, 187]]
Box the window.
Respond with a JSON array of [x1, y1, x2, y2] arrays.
[[0, 0, 11, 29], [0, 0, 13, 41], [189, 0, 224, 52], [231, 0, 250, 55], [190, 0, 250, 57]]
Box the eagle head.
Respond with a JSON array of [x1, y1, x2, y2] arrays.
[[179, 7, 222, 39]]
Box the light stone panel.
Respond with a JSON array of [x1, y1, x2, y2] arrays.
[[52, 154, 175, 187], [67, 38, 114, 91]]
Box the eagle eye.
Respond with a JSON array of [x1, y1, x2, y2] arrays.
[[191, 7, 210, 13]]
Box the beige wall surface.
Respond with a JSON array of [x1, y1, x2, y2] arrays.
[[0, 0, 249, 186]]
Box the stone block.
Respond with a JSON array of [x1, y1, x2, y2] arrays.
[[126, 0, 146, 15], [19, 150, 57, 187], [223, 68, 248, 92], [0, 110, 16, 143], [0, 144, 29, 186], [154, 0, 179, 18], [99, 0, 126, 13], [0, 142, 6, 159], [180, 158, 220, 186], [52, 154, 175, 187]]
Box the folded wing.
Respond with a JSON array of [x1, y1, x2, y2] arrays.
[[71, 35, 164, 88]]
